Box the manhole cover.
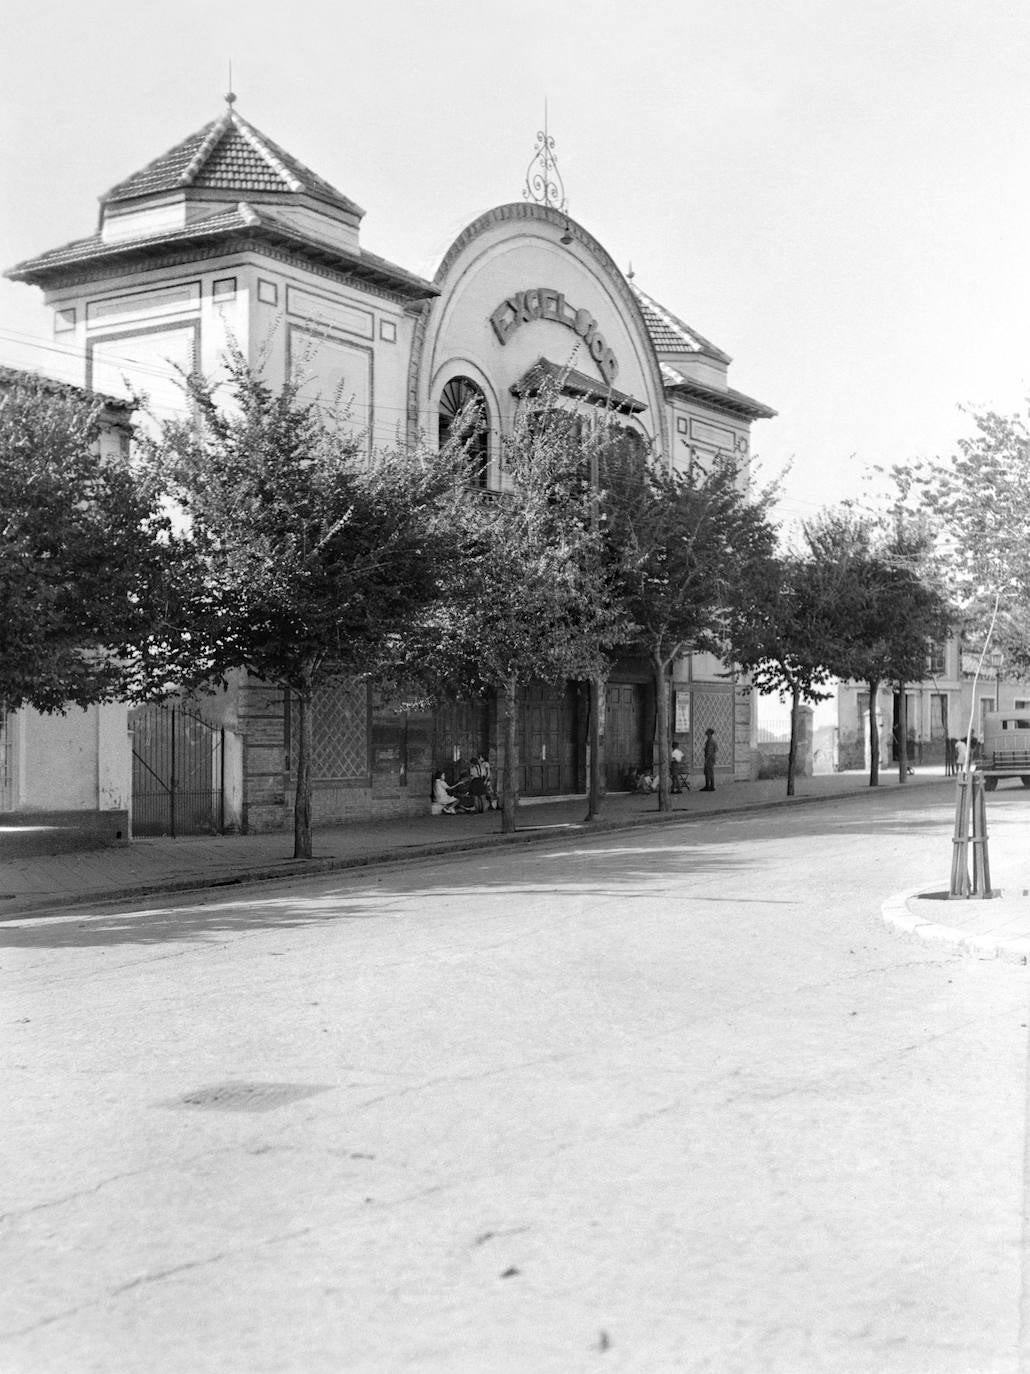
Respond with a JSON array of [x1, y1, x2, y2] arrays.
[[163, 1082, 330, 1113]]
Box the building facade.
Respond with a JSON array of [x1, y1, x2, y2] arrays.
[[834, 635, 964, 771], [7, 101, 775, 832]]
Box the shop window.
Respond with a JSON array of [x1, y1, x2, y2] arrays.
[[438, 377, 489, 488]]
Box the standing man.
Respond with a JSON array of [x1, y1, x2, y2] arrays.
[[702, 728, 718, 792]]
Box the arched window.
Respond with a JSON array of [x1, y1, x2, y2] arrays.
[[438, 376, 489, 488]]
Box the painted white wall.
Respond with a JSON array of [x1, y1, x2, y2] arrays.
[[11, 702, 129, 812]]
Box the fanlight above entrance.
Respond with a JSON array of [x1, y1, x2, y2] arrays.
[[438, 376, 489, 488]]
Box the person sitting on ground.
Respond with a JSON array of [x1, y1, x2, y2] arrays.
[[431, 771, 462, 815], [636, 768, 658, 794]]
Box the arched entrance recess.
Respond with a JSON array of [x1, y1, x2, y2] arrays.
[[438, 376, 489, 488]]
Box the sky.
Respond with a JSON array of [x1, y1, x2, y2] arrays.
[[3, 0, 1030, 531]]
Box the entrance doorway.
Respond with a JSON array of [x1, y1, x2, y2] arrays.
[[605, 682, 647, 789], [130, 703, 225, 837], [518, 682, 577, 795]]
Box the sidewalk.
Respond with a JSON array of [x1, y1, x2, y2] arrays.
[[882, 856, 1030, 965], [1, 769, 959, 918]]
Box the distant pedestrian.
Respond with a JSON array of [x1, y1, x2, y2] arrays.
[[670, 740, 686, 794], [954, 738, 968, 771], [702, 728, 718, 791]]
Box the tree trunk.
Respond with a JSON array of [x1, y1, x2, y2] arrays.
[[293, 686, 313, 860], [585, 674, 606, 821], [868, 680, 880, 786], [501, 674, 519, 834], [653, 657, 672, 812], [897, 680, 908, 785], [786, 684, 800, 797]]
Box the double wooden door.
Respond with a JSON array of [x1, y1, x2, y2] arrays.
[[518, 683, 578, 796]]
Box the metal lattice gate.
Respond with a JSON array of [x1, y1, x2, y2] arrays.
[[130, 704, 225, 837]]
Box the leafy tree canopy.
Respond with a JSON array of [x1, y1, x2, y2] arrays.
[[143, 349, 459, 697], [604, 450, 778, 672], [887, 406, 1030, 670], [803, 508, 953, 691], [0, 374, 172, 713]]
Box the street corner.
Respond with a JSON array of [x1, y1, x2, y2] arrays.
[[881, 885, 1030, 965]]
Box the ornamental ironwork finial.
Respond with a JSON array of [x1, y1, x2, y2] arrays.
[[523, 101, 567, 214]]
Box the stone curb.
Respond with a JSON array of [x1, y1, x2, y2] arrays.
[[881, 886, 1030, 965], [5, 780, 947, 921]]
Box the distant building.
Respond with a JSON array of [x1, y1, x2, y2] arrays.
[[830, 635, 963, 770], [6, 100, 775, 834]]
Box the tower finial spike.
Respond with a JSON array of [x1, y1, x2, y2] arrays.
[[522, 99, 567, 215], [225, 59, 236, 108]]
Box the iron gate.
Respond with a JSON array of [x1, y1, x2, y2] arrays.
[[130, 704, 225, 837]]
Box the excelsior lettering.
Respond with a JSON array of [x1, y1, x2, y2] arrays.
[[490, 287, 620, 387]]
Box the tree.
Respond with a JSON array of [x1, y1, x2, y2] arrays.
[[728, 552, 837, 797], [408, 383, 628, 833], [802, 509, 953, 785], [888, 407, 1030, 744], [604, 451, 777, 811], [0, 373, 172, 713], [892, 408, 1030, 646], [145, 350, 459, 859]]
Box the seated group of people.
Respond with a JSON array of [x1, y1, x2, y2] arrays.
[[627, 742, 690, 795], [431, 756, 497, 815]]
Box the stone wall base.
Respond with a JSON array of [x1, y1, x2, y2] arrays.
[[0, 809, 129, 857]]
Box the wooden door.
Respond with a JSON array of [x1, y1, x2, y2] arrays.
[[519, 683, 576, 795], [605, 683, 645, 789]]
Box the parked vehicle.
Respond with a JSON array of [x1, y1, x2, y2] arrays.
[[979, 712, 1030, 791]]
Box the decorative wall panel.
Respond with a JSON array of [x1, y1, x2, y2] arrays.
[[291, 683, 368, 781]]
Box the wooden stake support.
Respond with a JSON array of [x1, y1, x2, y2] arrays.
[[949, 770, 993, 899]]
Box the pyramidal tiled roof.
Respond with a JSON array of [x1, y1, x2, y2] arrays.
[[101, 105, 364, 220], [629, 280, 731, 365]]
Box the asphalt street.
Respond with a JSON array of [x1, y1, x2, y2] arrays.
[[3, 785, 1030, 1373]]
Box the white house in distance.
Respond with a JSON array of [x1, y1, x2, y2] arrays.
[[5, 99, 776, 837]]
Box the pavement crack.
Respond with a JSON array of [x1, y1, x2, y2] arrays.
[[0, 1225, 318, 1341], [0, 1144, 245, 1227]]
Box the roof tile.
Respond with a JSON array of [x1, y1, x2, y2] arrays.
[[630, 281, 731, 364]]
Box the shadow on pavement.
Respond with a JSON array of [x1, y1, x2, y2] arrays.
[[0, 848, 757, 948]]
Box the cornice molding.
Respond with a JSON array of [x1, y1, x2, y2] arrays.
[[30, 237, 418, 306]]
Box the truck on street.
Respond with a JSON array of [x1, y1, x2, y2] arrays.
[[979, 712, 1030, 791]]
